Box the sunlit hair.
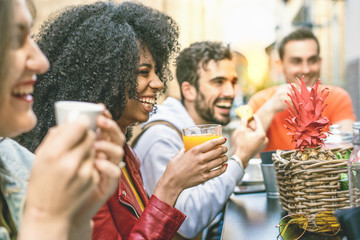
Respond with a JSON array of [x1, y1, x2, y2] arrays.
[[176, 41, 232, 103], [0, 0, 13, 99], [17, 1, 179, 152], [278, 28, 320, 60], [26, 0, 36, 19]]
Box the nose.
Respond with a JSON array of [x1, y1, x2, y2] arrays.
[[149, 72, 164, 91], [222, 81, 235, 98], [300, 62, 310, 75], [26, 38, 50, 74]]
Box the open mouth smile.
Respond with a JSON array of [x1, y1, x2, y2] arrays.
[[137, 97, 156, 111], [12, 83, 35, 102], [215, 101, 232, 109]]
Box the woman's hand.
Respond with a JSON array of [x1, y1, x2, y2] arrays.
[[154, 137, 228, 206], [20, 111, 125, 240], [69, 158, 121, 240], [92, 113, 125, 203], [72, 113, 124, 216], [94, 106, 125, 166], [20, 116, 99, 239], [69, 110, 125, 240]]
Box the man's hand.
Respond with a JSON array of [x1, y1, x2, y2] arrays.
[[255, 84, 293, 132], [230, 115, 268, 168], [266, 84, 293, 114]]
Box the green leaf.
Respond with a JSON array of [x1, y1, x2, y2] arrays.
[[340, 173, 349, 190], [344, 149, 352, 159]]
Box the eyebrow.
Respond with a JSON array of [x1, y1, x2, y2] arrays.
[[210, 76, 227, 81], [139, 63, 152, 68], [308, 55, 319, 59], [290, 54, 318, 59]]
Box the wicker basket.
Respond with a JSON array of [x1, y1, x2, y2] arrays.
[[273, 147, 351, 233]]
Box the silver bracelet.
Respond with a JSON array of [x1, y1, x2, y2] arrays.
[[230, 155, 244, 170]]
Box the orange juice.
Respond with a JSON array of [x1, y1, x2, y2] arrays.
[[183, 134, 220, 151]]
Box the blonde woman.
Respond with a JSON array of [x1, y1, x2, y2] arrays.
[[0, 0, 124, 239]]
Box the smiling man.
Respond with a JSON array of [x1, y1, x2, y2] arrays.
[[133, 41, 267, 240], [248, 28, 356, 151]]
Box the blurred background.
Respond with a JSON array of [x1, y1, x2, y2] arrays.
[[33, 0, 360, 119]]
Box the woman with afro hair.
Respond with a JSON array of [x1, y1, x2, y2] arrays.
[[18, 1, 229, 239]]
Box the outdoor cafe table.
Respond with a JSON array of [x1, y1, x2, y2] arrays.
[[221, 190, 345, 240]]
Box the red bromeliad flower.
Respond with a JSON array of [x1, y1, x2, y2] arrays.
[[284, 76, 331, 151]]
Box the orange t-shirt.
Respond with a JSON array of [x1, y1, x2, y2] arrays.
[[248, 85, 357, 151]]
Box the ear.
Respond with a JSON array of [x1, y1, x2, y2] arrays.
[[318, 56, 322, 65], [181, 81, 197, 102], [276, 58, 284, 75]]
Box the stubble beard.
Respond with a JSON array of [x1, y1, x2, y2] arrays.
[[294, 72, 320, 86], [194, 92, 230, 125]]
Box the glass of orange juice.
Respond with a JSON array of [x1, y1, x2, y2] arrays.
[[182, 124, 222, 151]]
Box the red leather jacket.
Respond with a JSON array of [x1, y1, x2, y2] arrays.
[[92, 144, 186, 240]]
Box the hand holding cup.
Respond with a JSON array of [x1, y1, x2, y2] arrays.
[[55, 101, 104, 130]]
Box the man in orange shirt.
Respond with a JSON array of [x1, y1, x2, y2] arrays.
[[248, 28, 356, 151]]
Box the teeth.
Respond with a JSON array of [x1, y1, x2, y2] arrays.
[[138, 97, 156, 105], [216, 102, 232, 108], [143, 102, 152, 108], [12, 85, 34, 96]]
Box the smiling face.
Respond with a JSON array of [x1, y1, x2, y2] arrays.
[[0, 0, 49, 138], [117, 46, 163, 132], [280, 39, 321, 87], [193, 59, 237, 125]]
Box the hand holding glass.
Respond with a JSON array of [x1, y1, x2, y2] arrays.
[[182, 124, 222, 151]]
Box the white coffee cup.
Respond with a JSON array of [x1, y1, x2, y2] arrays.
[[54, 101, 104, 130]]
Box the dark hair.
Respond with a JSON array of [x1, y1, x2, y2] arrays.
[[176, 41, 231, 103], [278, 28, 320, 60], [17, 1, 179, 152], [0, 0, 13, 94]]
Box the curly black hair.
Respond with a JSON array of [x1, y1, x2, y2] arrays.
[[17, 1, 180, 152], [176, 41, 232, 103]]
